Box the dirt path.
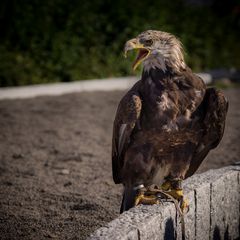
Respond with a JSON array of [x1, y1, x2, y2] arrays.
[[0, 88, 239, 240]]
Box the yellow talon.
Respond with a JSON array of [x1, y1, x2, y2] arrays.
[[180, 197, 189, 213], [168, 189, 184, 199], [161, 180, 189, 213], [134, 193, 144, 206], [161, 181, 172, 191], [166, 189, 189, 213], [135, 193, 160, 206]]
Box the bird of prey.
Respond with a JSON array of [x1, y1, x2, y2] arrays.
[[112, 30, 228, 213]]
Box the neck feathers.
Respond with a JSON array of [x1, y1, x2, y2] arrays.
[[142, 67, 173, 82]]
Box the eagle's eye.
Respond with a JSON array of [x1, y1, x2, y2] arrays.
[[143, 39, 153, 47]]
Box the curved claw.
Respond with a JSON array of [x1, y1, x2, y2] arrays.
[[179, 197, 189, 214]]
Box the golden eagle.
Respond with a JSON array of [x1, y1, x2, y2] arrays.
[[112, 30, 228, 213]]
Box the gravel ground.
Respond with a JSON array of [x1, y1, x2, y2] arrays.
[[0, 88, 239, 240]]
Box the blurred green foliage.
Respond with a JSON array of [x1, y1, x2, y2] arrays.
[[0, 0, 239, 86]]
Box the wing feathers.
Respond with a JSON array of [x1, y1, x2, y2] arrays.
[[118, 124, 127, 155], [112, 86, 142, 184], [185, 88, 228, 178]]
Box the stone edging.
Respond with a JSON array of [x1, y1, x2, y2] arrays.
[[88, 164, 240, 240]]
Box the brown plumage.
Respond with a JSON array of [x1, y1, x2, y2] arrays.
[[112, 30, 228, 213]]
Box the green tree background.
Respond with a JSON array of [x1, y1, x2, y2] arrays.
[[0, 0, 239, 87]]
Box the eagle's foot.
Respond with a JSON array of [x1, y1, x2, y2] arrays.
[[161, 180, 189, 213], [133, 182, 189, 212], [134, 188, 161, 206]]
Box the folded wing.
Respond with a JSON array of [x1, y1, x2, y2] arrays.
[[185, 88, 228, 178], [112, 86, 142, 184]]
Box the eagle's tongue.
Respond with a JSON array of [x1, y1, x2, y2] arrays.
[[132, 49, 149, 69]]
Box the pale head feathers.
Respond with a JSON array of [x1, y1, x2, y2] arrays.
[[137, 30, 186, 73]]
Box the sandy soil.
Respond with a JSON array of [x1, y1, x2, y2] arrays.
[[0, 88, 239, 240]]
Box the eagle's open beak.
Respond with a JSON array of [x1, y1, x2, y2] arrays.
[[124, 39, 150, 71]]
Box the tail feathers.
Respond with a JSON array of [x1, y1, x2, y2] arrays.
[[120, 187, 137, 214]]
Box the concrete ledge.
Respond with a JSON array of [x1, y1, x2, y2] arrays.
[[0, 77, 137, 100], [88, 165, 240, 240], [0, 73, 211, 100]]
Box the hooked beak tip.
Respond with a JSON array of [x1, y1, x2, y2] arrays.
[[124, 39, 137, 58]]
